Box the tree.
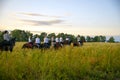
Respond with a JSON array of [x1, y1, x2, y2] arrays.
[[48, 33, 56, 38], [108, 36, 115, 42], [26, 31, 33, 42], [11, 29, 33, 42], [80, 36, 86, 42], [40, 32, 47, 41], [5, 29, 109, 43], [20, 30, 28, 41], [93, 36, 100, 42], [11, 29, 22, 41], [86, 36, 91, 42], [0, 31, 3, 42], [99, 35, 106, 42], [57, 33, 65, 39], [64, 34, 76, 41]]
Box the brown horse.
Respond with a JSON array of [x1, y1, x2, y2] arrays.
[[63, 40, 72, 46], [72, 41, 84, 47], [72, 42, 80, 47], [54, 42, 62, 49], [22, 42, 33, 49]]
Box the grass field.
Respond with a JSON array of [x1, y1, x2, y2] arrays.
[[0, 42, 120, 80]]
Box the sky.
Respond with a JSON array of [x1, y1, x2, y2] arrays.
[[0, 0, 120, 39]]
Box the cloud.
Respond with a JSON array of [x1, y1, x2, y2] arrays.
[[19, 19, 64, 26], [19, 12, 62, 18]]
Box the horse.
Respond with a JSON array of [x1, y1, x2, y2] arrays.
[[41, 40, 51, 49], [72, 40, 84, 47], [72, 42, 80, 47], [0, 37, 16, 52], [63, 40, 72, 46], [22, 42, 33, 49], [79, 40, 83, 46], [54, 42, 62, 49]]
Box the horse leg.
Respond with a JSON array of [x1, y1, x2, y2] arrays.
[[80, 41, 83, 46], [5, 46, 8, 51], [9, 46, 13, 52]]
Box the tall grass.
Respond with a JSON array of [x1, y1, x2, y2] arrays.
[[0, 42, 120, 80]]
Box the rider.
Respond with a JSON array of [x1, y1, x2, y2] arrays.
[[3, 30, 11, 45], [55, 36, 59, 44], [28, 36, 33, 45], [35, 35, 41, 48], [44, 35, 49, 48], [65, 36, 70, 45], [51, 36, 55, 47], [77, 35, 81, 45], [59, 36, 63, 46], [28, 36, 32, 42]]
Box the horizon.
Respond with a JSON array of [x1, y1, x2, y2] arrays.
[[0, 0, 120, 39], [0, 29, 120, 42]]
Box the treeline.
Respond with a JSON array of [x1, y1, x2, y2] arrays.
[[0, 29, 115, 42]]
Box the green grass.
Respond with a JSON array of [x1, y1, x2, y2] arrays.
[[0, 42, 120, 80]]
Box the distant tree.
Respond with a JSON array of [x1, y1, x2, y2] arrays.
[[0, 31, 3, 42], [66, 34, 75, 41], [57, 33, 65, 40], [26, 31, 33, 38], [11, 29, 33, 42], [20, 30, 28, 41], [40, 32, 47, 41], [48, 33, 56, 38], [6, 29, 109, 43], [11, 29, 22, 41], [108, 36, 115, 43], [80, 36, 86, 42], [93, 36, 100, 42], [86, 36, 91, 42], [99, 35, 106, 42], [90, 37, 94, 42], [70, 35, 76, 42]]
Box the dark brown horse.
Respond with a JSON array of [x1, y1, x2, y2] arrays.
[[72, 42, 80, 47], [63, 40, 72, 46], [22, 42, 51, 49], [0, 37, 16, 52], [72, 41, 83, 47], [22, 42, 33, 49], [54, 42, 62, 49]]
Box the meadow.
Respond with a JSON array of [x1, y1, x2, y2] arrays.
[[0, 42, 120, 80]]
